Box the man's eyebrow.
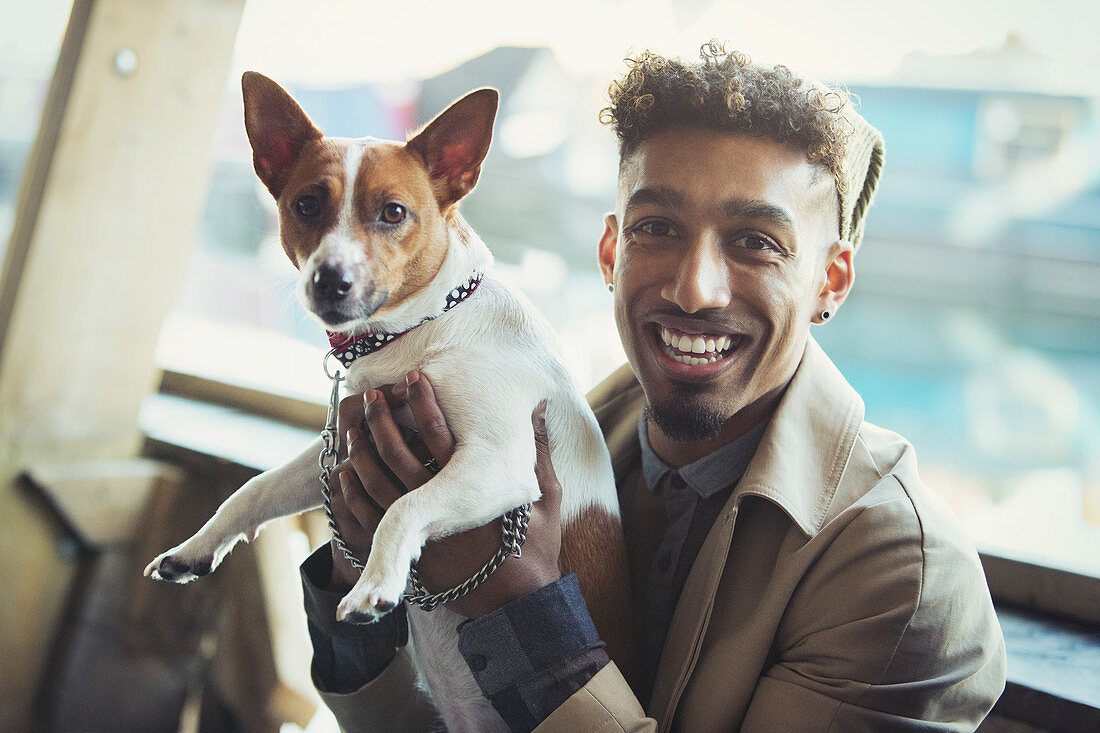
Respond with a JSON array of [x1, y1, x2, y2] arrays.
[[625, 188, 797, 232], [624, 186, 686, 212], [721, 199, 796, 232]]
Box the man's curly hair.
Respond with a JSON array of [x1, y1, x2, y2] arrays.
[[601, 42, 855, 193]]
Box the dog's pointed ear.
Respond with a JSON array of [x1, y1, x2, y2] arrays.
[[242, 71, 323, 199], [406, 88, 498, 207]]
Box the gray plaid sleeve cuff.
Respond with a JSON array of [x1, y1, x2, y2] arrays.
[[457, 574, 610, 731]]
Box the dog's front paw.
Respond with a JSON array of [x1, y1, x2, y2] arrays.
[[144, 548, 217, 583], [336, 577, 405, 624]]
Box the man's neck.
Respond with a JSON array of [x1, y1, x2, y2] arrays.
[[647, 383, 787, 468]]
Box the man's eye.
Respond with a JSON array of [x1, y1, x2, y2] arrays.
[[636, 220, 675, 237], [735, 233, 780, 252], [294, 194, 321, 218]]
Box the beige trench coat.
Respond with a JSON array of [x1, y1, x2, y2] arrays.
[[317, 339, 1007, 731]]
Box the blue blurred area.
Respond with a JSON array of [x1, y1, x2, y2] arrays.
[[287, 84, 399, 140], [818, 71, 1100, 484]]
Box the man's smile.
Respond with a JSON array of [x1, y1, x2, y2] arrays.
[[648, 320, 747, 378], [658, 325, 740, 363]]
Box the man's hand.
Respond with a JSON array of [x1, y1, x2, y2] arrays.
[[330, 370, 563, 618]]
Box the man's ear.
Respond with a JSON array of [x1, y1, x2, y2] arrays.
[[598, 212, 619, 288], [406, 88, 498, 207], [242, 71, 323, 199], [815, 240, 855, 323]]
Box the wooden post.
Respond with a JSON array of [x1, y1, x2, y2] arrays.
[[0, 0, 245, 727]]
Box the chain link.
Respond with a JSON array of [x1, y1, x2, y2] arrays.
[[405, 502, 531, 611], [318, 359, 532, 611]]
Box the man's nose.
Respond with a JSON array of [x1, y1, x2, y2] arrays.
[[661, 237, 732, 313]]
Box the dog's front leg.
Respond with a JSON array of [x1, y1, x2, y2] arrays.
[[145, 437, 326, 582], [335, 440, 539, 622]]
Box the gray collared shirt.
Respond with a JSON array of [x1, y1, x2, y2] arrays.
[[635, 412, 768, 703]]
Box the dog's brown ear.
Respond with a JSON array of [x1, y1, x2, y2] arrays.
[[407, 88, 499, 207], [242, 71, 323, 199]]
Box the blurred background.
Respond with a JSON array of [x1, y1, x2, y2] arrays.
[[11, 0, 1093, 570], [2, 0, 1098, 730]]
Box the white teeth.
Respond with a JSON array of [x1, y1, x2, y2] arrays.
[[669, 352, 723, 366], [659, 325, 739, 364]]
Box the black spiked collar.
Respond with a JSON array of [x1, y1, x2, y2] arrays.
[[326, 272, 483, 369]]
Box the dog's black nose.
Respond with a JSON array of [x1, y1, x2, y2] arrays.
[[313, 264, 354, 300]]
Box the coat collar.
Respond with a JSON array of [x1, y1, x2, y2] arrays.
[[589, 336, 865, 539], [732, 336, 865, 536], [589, 337, 866, 728]]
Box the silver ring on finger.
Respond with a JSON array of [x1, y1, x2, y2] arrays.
[[423, 457, 441, 475]]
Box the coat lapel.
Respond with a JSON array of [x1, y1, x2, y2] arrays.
[[588, 363, 645, 484]]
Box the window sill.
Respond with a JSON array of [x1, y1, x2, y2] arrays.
[[140, 391, 318, 473], [990, 606, 1100, 729]]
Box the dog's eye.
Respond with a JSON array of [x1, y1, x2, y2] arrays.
[[294, 194, 321, 218], [381, 203, 407, 225]]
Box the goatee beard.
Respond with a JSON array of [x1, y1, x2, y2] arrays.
[[644, 400, 726, 442]]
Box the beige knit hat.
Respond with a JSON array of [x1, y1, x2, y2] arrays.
[[837, 105, 885, 250]]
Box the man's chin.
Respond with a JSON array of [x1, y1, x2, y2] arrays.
[[644, 400, 726, 443]]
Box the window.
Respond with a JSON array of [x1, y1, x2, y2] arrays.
[[0, 2, 72, 259], [975, 96, 1081, 180]]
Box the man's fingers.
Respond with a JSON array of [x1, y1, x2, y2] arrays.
[[337, 393, 368, 459], [374, 382, 404, 407], [332, 464, 380, 535], [403, 371, 456, 464], [532, 400, 562, 513], [327, 470, 368, 589], [365, 390, 434, 488], [346, 425, 405, 509]]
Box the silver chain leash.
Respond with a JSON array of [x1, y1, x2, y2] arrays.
[[318, 355, 532, 611], [405, 502, 531, 611], [319, 363, 364, 571]]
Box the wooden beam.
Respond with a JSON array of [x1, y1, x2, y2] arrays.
[[0, 1, 245, 728]]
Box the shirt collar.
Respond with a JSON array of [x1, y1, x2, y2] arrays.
[[638, 411, 769, 500]]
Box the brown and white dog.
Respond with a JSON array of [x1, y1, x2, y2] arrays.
[[145, 73, 631, 729]]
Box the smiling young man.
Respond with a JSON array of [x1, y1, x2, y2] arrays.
[[300, 44, 1007, 731], [604, 126, 848, 465]]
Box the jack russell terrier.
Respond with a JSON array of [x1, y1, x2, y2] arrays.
[[145, 72, 631, 729]]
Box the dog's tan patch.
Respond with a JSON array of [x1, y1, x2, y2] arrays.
[[347, 144, 451, 313], [276, 138, 347, 268], [561, 507, 636, 685]]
